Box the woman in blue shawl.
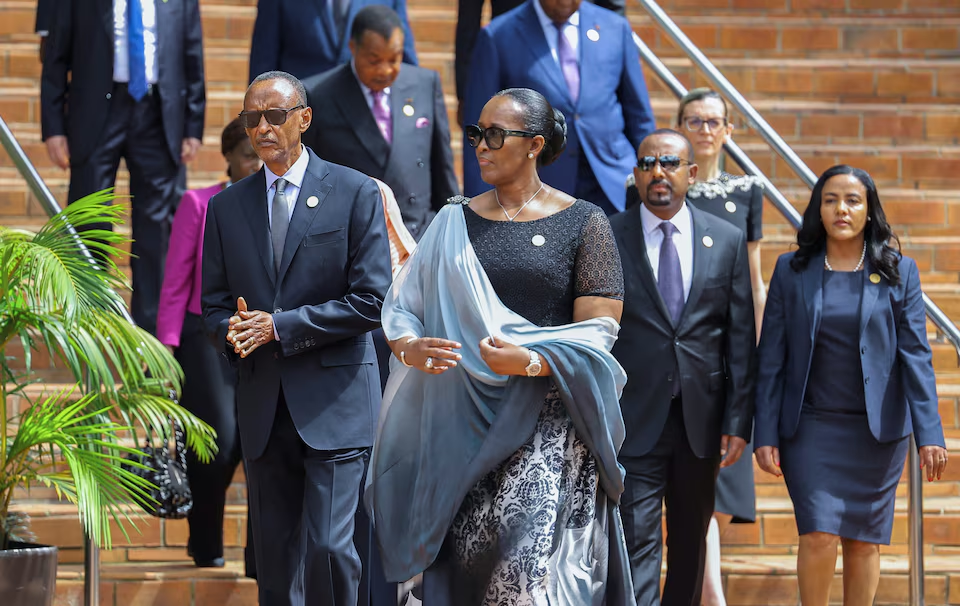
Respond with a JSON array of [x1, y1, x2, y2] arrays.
[[366, 88, 636, 605]]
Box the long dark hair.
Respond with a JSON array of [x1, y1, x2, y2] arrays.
[[791, 165, 901, 285]]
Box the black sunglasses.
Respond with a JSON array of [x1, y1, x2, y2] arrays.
[[238, 105, 305, 129], [637, 155, 693, 172], [465, 124, 537, 150]]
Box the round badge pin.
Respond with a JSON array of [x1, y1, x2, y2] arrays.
[[725, 201, 737, 213], [532, 234, 546, 247], [307, 196, 319, 208], [702, 236, 714, 248], [870, 273, 881, 284], [587, 29, 600, 42], [402, 104, 415, 117]]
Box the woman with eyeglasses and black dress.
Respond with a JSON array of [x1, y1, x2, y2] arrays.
[[755, 165, 947, 605], [365, 88, 635, 605]]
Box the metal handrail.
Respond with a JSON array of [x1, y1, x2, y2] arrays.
[[631, 3, 958, 603], [0, 116, 102, 606]]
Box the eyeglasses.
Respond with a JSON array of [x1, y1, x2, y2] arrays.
[[238, 105, 305, 129], [637, 155, 692, 172], [465, 124, 536, 150], [682, 116, 727, 133]]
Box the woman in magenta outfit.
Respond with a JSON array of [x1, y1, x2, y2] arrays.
[[156, 119, 261, 569]]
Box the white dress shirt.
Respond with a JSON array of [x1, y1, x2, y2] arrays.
[[351, 60, 392, 112], [264, 145, 310, 229], [640, 201, 694, 302], [532, 0, 581, 65], [113, 0, 159, 85]]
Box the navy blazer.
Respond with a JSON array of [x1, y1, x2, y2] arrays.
[[754, 252, 945, 451], [201, 148, 392, 460], [248, 0, 418, 82], [462, 0, 655, 211]]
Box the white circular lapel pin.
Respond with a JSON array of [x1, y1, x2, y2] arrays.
[[532, 234, 546, 247], [307, 196, 319, 208], [587, 29, 600, 42], [725, 201, 737, 213], [402, 104, 415, 117], [702, 236, 714, 248]]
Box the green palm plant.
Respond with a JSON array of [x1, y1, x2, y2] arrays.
[[0, 190, 216, 550]]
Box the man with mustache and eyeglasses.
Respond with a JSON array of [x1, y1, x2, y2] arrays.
[[608, 129, 757, 606], [201, 70, 392, 606]]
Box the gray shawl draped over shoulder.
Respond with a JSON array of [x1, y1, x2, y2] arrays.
[[365, 202, 635, 601]]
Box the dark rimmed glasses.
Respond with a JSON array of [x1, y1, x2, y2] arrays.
[[637, 155, 693, 172], [682, 116, 727, 133], [465, 124, 536, 150], [238, 105, 305, 129]]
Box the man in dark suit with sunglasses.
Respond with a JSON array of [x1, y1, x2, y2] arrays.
[[41, 0, 205, 338], [609, 130, 757, 606], [202, 71, 392, 606]]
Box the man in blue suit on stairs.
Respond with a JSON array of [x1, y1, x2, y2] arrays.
[[248, 0, 418, 82], [462, 0, 656, 214]]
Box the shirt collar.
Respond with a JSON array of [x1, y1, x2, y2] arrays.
[[640, 200, 691, 238], [351, 60, 391, 100], [533, 0, 580, 30], [264, 144, 309, 193]]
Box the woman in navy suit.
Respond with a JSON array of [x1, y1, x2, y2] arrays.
[[754, 165, 948, 606]]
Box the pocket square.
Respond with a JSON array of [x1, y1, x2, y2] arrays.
[[415, 117, 430, 129]]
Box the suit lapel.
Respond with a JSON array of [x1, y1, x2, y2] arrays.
[[620, 207, 674, 327], [318, 0, 340, 50], [100, 0, 114, 41], [517, 2, 572, 106], [239, 171, 276, 286], [802, 252, 825, 343], [860, 262, 881, 336], [575, 9, 601, 111], [332, 67, 391, 168], [677, 205, 712, 329], [276, 152, 333, 285], [386, 68, 416, 170]]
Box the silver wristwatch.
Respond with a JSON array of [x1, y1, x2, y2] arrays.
[[524, 350, 543, 377]]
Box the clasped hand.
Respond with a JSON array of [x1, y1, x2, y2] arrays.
[[479, 335, 532, 376], [226, 296, 275, 358]]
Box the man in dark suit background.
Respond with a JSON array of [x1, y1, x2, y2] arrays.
[[41, 0, 205, 337], [462, 0, 655, 215], [201, 71, 392, 606], [303, 5, 458, 242], [609, 129, 757, 606], [249, 0, 417, 83], [454, 0, 624, 123]]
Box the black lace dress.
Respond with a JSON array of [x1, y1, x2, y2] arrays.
[[427, 198, 624, 606]]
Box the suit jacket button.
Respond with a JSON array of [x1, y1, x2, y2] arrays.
[[106, 93, 112, 100], [409, 195, 417, 202], [860, 346, 866, 354], [417, 160, 424, 167], [274, 352, 279, 359], [273, 308, 282, 314], [864, 377, 870, 385]]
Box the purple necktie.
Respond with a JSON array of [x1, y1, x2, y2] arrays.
[[554, 22, 580, 103], [658, 222, 684, 325], [371, 90, 392, 144]]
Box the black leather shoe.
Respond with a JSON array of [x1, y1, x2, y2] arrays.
[[194, 557, 225, 568]]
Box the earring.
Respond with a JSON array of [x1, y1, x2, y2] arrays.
[[527, 153, 534, 159]]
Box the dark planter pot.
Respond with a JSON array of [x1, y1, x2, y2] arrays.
[[0, 541, 58, 606]]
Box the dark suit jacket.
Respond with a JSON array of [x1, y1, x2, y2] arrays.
[[201, 148, 392, 460], [462, 0, 655, 212], [453, 0, 625, 100], [754, 252, 945, 450], [610, 203, 757, 458], [302, 63, 459, 240], [248, 0, 418, 82], [36, 0, 52, 33], [40, 0, 205, 166]]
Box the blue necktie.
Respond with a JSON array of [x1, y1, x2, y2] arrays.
[[127, 0, 148, 102], [658, 222, 684, 325]]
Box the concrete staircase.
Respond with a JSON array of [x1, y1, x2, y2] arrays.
[[2, 0, 960, 603]]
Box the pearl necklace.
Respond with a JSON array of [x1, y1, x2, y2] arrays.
[[824, 241, 866, 272], [495, 184, 544, 222]]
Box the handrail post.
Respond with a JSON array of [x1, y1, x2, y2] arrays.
[[629, 7, 943, 604], [909, 435, 925, 605], [0, 116, 104, 606]]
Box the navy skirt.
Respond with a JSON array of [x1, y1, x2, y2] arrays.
[[780, 406, 908, 544]]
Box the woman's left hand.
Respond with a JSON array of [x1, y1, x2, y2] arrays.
[[479, 335, 531, 376], [919, 445, 949, 482]]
